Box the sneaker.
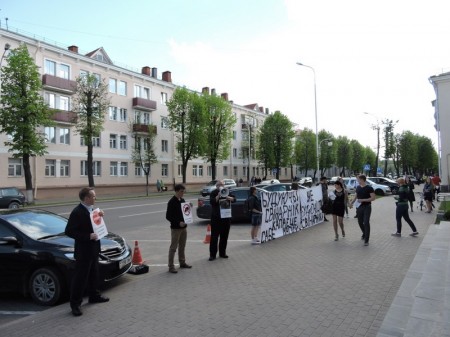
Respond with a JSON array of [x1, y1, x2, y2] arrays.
[[391, 233, 401, 237], [252, 240, 261, 245], [410, 232, 419, 236], [364, 242, 369, 246]]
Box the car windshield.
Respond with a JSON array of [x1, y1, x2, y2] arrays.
[[2, 211, 67, 240]]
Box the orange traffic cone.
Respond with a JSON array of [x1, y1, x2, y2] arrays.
[[203, 224, 211, 244], [132, 240, 144, 265]]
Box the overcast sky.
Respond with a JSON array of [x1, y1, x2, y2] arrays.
[[2, 0, 447, 152]]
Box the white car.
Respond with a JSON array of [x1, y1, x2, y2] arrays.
[[200, 179, 237, 196], [260, 179, 280, 185], [299, 177, 313, 187], [342, 177, 391, 196]]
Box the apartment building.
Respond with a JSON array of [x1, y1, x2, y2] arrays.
[[0, 28, 293, 195]]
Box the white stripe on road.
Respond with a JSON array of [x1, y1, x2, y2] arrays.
[[132, 239, 251, 242], [119, 210, 166, 218], [0, 311, 37, 315]]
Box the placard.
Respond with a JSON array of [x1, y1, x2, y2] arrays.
[[90, 208, 108, 240], [219, 199, 232, 218], [181, 202, 193, 224]]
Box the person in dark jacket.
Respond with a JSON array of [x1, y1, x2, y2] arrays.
[[65, 187, 109, 317], [248, 186, 262, 244], [165, 184, 192, 273], [209, 180, 236, 260], [392, 178, 418, 237]]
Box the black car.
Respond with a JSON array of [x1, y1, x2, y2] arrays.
[[196, 187, 264, 221], [0, 209, 132, 306], [368, 177, 400, 194], [0, 187, 26, 209], [255, 183, 306, 192]]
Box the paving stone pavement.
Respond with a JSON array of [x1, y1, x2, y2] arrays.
[[0, 195, 439, 337]]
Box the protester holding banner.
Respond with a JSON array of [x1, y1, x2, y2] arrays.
[[166, 184, 192, 273], [209, 180, 236, 260], [248, 186, 262, 244], [330, 180, 347, 241], [65, 187, 109, 317], [350, 175, 375, 246]]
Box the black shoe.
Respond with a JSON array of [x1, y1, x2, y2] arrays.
[[180, 263, 192, 268], [361, 235, 365, 240], [89, 295, 109, 304], [219, 254, 229, 259], [71, 306, 82, 316], [169, 268, 178, 273], [208, 256, 216, 261], [324, 217, 329, 222]]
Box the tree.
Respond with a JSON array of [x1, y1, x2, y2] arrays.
[[335, 136, 353, 176], [349, 140, 366, 174], [0, 44, 54, 203], [416, 135, 437, 176], [167, 87, 206, 183], [259, 111, 294, 179], [202, 92, 236, 180], [397, 131, 417, 176], [318, 130, 335, 176], [294, 128, 316, 177], [382, 119, 397, 177], [72, 73, 110, 187], [131, 124, 158, 196]]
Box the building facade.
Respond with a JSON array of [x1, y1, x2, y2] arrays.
[[0, 28, 294, 196]]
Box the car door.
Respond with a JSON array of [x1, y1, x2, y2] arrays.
[[231, 189, 250, 220]]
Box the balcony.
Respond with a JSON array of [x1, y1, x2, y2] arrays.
[[132, 97, 157, 111], [132, 124, 157, 135], [42, 74, 77, 94], [50, 110, 77, 124]]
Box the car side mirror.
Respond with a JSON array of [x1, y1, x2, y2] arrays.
[[0, 236, 18, 245]]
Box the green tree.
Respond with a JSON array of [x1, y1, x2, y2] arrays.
[[364, 146, 377, 175], [416, 135, 437, 175], [349, 140, 366, 174], [259, 111, 294, 179], [397, 131, 417, 176], [72, 73, 110, 187], [335, 136, 353, 176], [382, 119, 397, 177], [131, 124, 158, 196], [294, 128, 316, 177], [0, 44, 54, 203], [167, 87, 206, 183], [257, 122, 275, 175], [202, 92, 236, 180], [318, 130, 335, 176]]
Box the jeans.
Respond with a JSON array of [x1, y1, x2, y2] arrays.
[[396, 203, 417, 233], [168, 228, 187, 268], [357, 204, 372, 243]]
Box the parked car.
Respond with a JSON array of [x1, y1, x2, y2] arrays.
[[255, 183, 306, 192], [200, 179, 236, 196], [342, 177, 391, 196], [328, 176, 340, 185], [299, 177, 313, 187], [0, 209, 132, 306], [0, 187, 26, 209], [260, 179, 280, 185], [368, 177, 400, 194], [197, 187, 264, 221]]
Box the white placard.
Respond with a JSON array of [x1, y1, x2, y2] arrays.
[[90, 208, 108, 240], [219, 199, 232, 218], [181, 202, 193, 224]]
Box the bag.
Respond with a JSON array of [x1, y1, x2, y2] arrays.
[[321, 199, 333, 215]]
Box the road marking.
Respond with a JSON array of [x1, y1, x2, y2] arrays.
[[131, 239, 251, 242], [119, 210, 166, 218], [0, 311, 37, 315]]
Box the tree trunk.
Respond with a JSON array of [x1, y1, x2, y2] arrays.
[[211, 160, 216, 180], [22, 153, 34, 204], [145, 174, 149, 196], [87, 144, 95, 187]]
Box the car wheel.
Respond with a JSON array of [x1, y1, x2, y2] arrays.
[[375, 189, 385, 196], [29, 267, 64, 306], [8, 201, 20, 209]]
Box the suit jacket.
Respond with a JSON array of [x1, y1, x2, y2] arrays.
[[65, 203, 100, 260]]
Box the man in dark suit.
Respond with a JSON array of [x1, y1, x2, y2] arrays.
[[65, 187, 109, 317]]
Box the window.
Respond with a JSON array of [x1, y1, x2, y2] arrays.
[[199, 165, 203, 176], [109, 106, 118, 121], [45, 93, 55, 108], [45, 159, 56, 177], [118, 81, 127, 96], [60, 128, 70, 144], [80, 136, 100, 147], [143, 112, 150, 125], [59, 64, 69, 79], [134, 111, 141, 124], [223, 166, 228, 176], [135, 164, 142, 176], [243, 167, 247, 177], [233, 131, 236, 140], [44, 59, 70, 79], [110, 134, 117, 149], [8, 158, 22, 176], [134, 85, 150, 99], [119, 108, 127, 122], [45, 60, 56, 76], [233, 148, 237, 158], [161, 140, 168, 152], [109, 78, 117, 93], [120, 162, 128, 176], [161, 92, 168, 105], [233, 166, 238, 176], [161, 117, 169, 129], [59, 96, 69, 111], [120, 135, 127, 150], [44, 93, 69, 111], [161, 164, 168, 177], [81, 161, 101, 176], [60, 160, 70, 177], [110, 162, 118, 176], [192, 165, 198, 176], [134, 110, 150, 125], [45, 127, 56, 143], [178, 164, 182, 177], [207, 166, 212, 176]]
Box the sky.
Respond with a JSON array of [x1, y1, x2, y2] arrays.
[[1, 0, 447, 152]]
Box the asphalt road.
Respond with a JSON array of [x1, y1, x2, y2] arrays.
[[0, 193, 252, 325]]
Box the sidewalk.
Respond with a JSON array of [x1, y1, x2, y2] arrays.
[[0, 195, 440, 337]]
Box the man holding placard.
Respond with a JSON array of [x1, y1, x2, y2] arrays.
[[166, 184, 192, 273]]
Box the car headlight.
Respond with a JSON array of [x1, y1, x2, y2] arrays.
[[64, 253, 75, 260]]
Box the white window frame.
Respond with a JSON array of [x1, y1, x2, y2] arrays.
[[161, 164, 168, 177], [110, 134, 117, 149], [45, 127, 56, 143], [8, 158, 22, 177], [119, 162, 128, 176], [109, 78, 117, 93], [60, 160, 70, 177], [59, 128, 70, 145], [161, 140, 168, 152], [81, 161, 101, 176], [110, 161, 118, 176], [119, 108, 127, 122], [118, 81, 127, 96], [45, 159, 56, 177], [119, 135, 127, 150]]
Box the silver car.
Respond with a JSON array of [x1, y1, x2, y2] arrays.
[[200, 179, 237, 196], [342, 177, 391, 196]]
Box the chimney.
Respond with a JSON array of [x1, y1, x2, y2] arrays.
[[162, 71, 172, 82], [259, 106, 264, 113], [202, 87, 210, 95], [265, 108, 269, 115], [68, 45, 78, 53], [211, 88, 216, 95], [142, 66, 151, 76], [151, 67, 157, 78], [221, 93, 229, 101]]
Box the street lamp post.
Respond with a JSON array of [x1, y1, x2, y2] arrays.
[[363, 112, 380, 176], [296, 62, 319, 181]]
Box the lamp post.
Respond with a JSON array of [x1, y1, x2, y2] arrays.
[[296, 62, 319, 181], [247, 122, 252, 185], [363, 112, 380, 176]]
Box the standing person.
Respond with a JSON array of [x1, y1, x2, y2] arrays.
[[248, 186, 262, 244], [405, 176, 416, 212], [423, 177, 434, 213], [392, 178, 419, 237], [350, 175, 376, 246], [156, 179, 161, 192], [319, 176, 329, 221], [431, 173, 441, 198], [209, 180, 236, 260], [165, 184, 192, 273], [331, 181, 347, 241], [338, 177, 349, 218], [65, 187, 109, 317], [239, 178, 243, 187], [160, 180, 165, 192]]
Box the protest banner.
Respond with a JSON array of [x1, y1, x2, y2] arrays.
[[181, 202, 193, 224]]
